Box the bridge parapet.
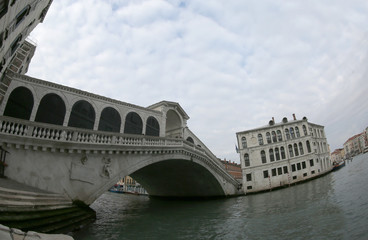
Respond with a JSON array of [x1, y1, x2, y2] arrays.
[[0, 116, 240, 189]]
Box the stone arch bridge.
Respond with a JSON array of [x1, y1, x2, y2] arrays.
[[0, 73, 242, 205]]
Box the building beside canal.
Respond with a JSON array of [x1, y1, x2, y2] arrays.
[[236, 115, 332, 193], [220, 159, 242, 181], [0, 0, 52, 80]]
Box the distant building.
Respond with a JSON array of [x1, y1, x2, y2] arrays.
[[220, 159, 242, 181], [343, 133, 363, 158], [236, 114, 332, 193], [0, 0, 52, 101], [331, 148, 344, 163]]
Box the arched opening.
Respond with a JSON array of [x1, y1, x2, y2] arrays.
[[35, 93, 66, 125], [4, 86, 34, 120], [124, 112, 143, 135], [98, 107, 121, 133], [68, 100, 95, 130], [165, 109, 182, 138], [130, 160, 224, 197], [145, 116, 160, 136], [186, 137, 194, 144]]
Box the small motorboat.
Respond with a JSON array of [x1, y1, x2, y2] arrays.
[[332, 160, 345, 171]]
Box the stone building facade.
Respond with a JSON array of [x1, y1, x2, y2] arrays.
[[0, 0, 52, 102], [236, 115, 332, 193], [220, 159, 242, 181]]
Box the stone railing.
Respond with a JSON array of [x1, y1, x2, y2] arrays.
[[0, 116, 240, 187], [0, 116, 182, 147]]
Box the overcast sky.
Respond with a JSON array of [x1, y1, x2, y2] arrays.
[[28, 0, 368, 163]]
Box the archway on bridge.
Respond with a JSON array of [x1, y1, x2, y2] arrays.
[[165, 109, 182, 138], [35, 93, 66, 125], [3, 86, 34, 120], [130, 159, 225, 198]]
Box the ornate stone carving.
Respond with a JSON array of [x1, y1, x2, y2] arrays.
[[101, 157, 112, 178], [80, 154, 88, 165]]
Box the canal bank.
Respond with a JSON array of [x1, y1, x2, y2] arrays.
[[73, 153, 368, 240], [0, 178, 95, 238]]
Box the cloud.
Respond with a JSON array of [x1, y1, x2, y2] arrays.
[[28, 0, 368, 162]]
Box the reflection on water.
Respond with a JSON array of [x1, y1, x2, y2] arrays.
[[73, 153, 368, 240]]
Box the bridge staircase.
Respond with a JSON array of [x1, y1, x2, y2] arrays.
[[0, 179, 95, 234]]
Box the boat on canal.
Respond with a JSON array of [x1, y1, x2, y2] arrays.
[[332, 160, 345, 171], [108, 184, 125, 193]]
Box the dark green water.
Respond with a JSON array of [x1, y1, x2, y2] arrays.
[[73, 153, 368, 240]]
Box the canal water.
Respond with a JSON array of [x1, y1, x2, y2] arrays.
[[73, 153, 368, 240]]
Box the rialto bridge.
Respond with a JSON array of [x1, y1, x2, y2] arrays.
[[0, 73, 242, 205]]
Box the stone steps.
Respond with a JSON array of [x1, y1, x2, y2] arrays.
[[0, 181, 95, 234]]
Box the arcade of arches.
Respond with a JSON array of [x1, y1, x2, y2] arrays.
[[3, 86, 161, 137]]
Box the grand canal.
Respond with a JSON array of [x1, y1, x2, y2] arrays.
[[73, 153, 368, 240]]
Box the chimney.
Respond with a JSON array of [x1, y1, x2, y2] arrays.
[[272, 117, 275, 122], [293, 113, 296, 120]]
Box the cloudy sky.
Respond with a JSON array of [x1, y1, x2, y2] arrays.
[[28, 0, 368, 163]]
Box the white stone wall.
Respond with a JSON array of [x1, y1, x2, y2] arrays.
[[237, 117, 332, 193]]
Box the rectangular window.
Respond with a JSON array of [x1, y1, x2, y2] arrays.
[[302, 162, 306, 169], [297, 163, 301, 170], [309, 159, 314, 167], [246, 173, 252, 182], [0, 0, 9, 19], [291, 164, 296, 172], [283, 166, 288, 174], [311, 170, 315, 174], [303, 173, 307, 177], [263, 170, 269, 178], [277, 167, 282, 175], [247, 186, 253, 190], [293, 176, 297, 180], [272, 168, 277, 177]]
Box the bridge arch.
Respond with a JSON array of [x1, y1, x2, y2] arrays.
[[68, 100, 96, 130], [86, 153, 228, 204], [35, 93, 66, 125], [124, 112, 143, 135], [98, 106, 121, 133], [3, 86, 34, 120]]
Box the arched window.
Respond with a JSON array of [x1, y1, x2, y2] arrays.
[[258, 134, 264, 145], [290, 127, 295, 138], [280, 147, 286, 159], [269, 149, 275, 162], [285, 129, 290, 140], [303, 125, 307, 136], [275, 147, 280, 160], [146, 116, 160, 136], [244, 153, 250, 167], [186, 137, 194, 144], [266, 132, 271, 144], [306, 140, 311, 153], [35, 93, 66, 125], [124, 112, 143, 135], [68, 100, 95, 130], [288, 144, 294, 157], [272, 131, 277, 142], [261, 150, 266, 163], [295, 127, 300, 137], [241, 137, 247, 148], [98, 107, 121, 133], [4, 87, 33, 120], [277, 130, 282, 141], [294, 143, 299, 156], [299, 142, 304, 155]]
